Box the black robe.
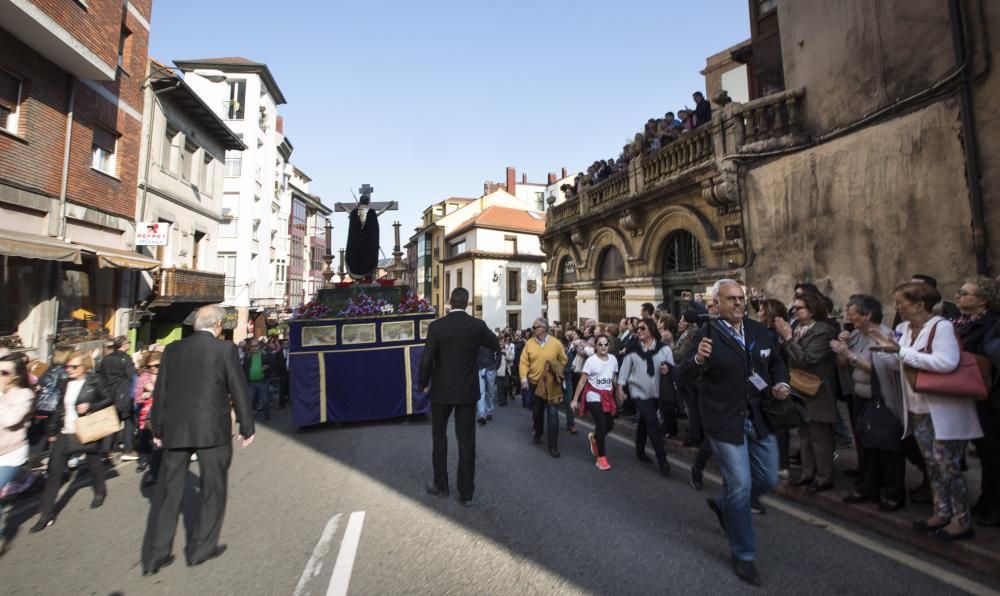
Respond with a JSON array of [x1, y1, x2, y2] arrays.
[[346, 207, 379, 276]]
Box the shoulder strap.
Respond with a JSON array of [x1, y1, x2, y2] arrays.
[[920, 320, 941, 355]]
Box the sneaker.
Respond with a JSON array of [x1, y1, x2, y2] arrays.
[[778, 468, 790, 480], [587, 432, 598, 457], [120, 451, 139, 461], [751, 497, 766, 515], [67, 455, 83, 469], [690, 468, 704, 490], [596, 456, 611, 471]]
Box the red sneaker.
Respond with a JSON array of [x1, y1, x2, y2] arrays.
[[596, 456, 611, 471], [588, 432, 598, 457]]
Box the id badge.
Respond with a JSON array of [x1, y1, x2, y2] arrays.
[[748, 372, 768, 391]]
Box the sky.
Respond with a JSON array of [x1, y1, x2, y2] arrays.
[[149, 0, 751, 257]]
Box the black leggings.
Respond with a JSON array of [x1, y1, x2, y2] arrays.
[[635, 398, 666, 462], [586, 402, 615, 457]]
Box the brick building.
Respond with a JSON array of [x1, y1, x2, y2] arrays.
[[0, 0, 156, 358]]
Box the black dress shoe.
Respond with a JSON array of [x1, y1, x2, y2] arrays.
[[913, 518, 949, 533], [29, 516, 54, 533], [142, 554, 175, 576], [706, 498, 726, 533], [732, 557, 762, 586], [188, 544, 227, 567], [91, 494, 106, 509], [425, 483, 450, 497], [932, 527, 975, 543], [806, 482, 834, 494], [636, 452, 653, 464], [549, 447, 561, 458]]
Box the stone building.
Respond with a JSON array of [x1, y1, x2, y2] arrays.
[[543, 0, 1000, 324]]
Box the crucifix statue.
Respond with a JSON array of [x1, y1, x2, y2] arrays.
[[335, 184, 397, 279]]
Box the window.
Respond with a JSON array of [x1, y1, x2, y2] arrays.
[[448, 240, 466, 257], [225, 154, 242, 177], [559, 257, 577, 285], [218, 218, 238, 238], [504, 235, 517, 255], [192, 231, 205, 269], [217, 252, 237, 300], [0, 70, 22, 134], [201, 153, 214, 193], [445, 272, 451, 298], [535, 192, 544, 211], [598, 247, 625, 281], [118, 26, 132, 70], [457, 269, 463, 289], [160, 126, 178, 173], [181, 140, 196, 181], [507, 311, 520, 331], [91, 126, 117, 175], [225, 81, 246, 119], [662, 230, 703, 274], [507, 269, 520, 304]]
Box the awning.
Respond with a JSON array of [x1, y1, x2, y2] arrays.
[[0, 229, 82, 264], [76, 243, 160, 270]]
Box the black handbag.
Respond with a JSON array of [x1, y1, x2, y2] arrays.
[[855, 370, 903, 451], [760, 394, 809, 432]]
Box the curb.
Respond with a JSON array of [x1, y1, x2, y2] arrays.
[[603, 417, 1000, 581]]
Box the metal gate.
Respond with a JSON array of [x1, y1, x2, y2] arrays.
[[598, 288, 625, 324], [559, 290, 577, 326]]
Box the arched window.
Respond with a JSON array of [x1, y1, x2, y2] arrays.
[[662, 230, 703, 275], [559, 257, 577, 285], [598, 247, 625, 281]]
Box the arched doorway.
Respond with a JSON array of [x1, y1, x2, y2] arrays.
[[557, 257, 578, 326], [597, 247, 625, 324], [661, 230, 705, 317]]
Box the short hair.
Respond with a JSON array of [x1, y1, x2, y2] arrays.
[[0, 354, 30, 389], [67, 350, 95, 372], [711, 279, 742, 300], [759, 299, 788, 328], [794, 282, 820, 296], [533, 317, 548, 329], [194, 304, 226, 331], [966, 276, 1000, 312], [641, 302, 655, 315], [895, 282, 941, 312], [449, 287, 469, 308], [911, 274, 938, 288], [846, 294, 884, 324], [51, 345, 75, 366], [693, 91, 704, 98], [795, 292, 829, 320], [113, 335, 130, 349]]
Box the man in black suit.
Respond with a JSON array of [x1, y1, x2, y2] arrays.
[[419, 288, 500, 505], [692, 91, 712, 128], [677, 279, 789, 586], [140, 304, 255, 576]]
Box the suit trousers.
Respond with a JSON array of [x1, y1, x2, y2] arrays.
[[37, 433, 106, 518], [142, 442, 233, 566], [634, 398, 666, 463], [431, 402, 476, 500], [799, 421, 835, 485], [680, 383, 703, 443]]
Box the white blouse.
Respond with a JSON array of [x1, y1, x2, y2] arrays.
[[62, 379, 85, 435]]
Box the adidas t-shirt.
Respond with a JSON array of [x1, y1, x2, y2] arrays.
[[582, 354, 618, 402]]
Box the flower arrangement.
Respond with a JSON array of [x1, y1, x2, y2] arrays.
[[338, 292, 391, 317], [291, 301, 332, 320], [397, 291, 434, 314]]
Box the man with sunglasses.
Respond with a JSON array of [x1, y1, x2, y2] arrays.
[[520, 318, 568, 457], [678, 279, 790, 586]]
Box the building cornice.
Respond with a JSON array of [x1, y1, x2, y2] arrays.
[[139, 183, 225, 222], [439, 251, 546, 265]]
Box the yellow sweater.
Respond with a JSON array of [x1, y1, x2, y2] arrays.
[[519, 336, 567, 385]]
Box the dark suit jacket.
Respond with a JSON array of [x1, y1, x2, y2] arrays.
[[677, 318, 788, 444], [152, 331, 254, 448], [98, 349, 135, 415], [419, 311, 500, 405]]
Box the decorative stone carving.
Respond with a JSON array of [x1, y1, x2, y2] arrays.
[[620, 208, 643, 236], [701, 163, 739, 208], [571, 230, 586, 247]]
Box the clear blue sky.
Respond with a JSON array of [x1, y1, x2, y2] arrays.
[[149, 0, 750, 256]]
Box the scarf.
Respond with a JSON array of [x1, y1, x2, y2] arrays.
[[628, 340, 665, 376]]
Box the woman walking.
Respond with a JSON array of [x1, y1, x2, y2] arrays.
[[571, 334, 618, 470], [134, 352, 163, 487], [617, 319, 674, 476]]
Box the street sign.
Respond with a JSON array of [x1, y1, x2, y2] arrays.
[[136, 222, 170, 246]]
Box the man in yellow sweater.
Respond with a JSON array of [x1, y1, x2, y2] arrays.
[[519, 318, 568, 457]]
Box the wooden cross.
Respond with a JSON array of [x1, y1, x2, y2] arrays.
[[333, 184, 398, 214]]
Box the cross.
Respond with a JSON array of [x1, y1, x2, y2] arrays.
[[333, 184, 398, 214]]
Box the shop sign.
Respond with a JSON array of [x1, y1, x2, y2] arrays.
[[136, 222, 170, 246]]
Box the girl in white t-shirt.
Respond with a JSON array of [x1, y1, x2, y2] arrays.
[[570, 334, 618, 470]]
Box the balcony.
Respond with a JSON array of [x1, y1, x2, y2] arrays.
[[155, 268, 226, 304]]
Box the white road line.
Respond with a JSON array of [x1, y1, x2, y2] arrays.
[[567, 414, 1000, 596], [293, 513, 342, 596], [327, 511, 366, 596]]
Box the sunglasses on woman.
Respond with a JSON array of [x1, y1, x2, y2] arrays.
[[596, 342, 609, 347]]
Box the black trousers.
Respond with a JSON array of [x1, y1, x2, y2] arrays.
[[431, 402, 476, 500], [858, 446, 906, 504], [531, 384, 559, 450], [974, 404, 1000, 516], [680, 383, 703, 443], [37, 433, 106, 518], [635, 398, 666, 463], [496, 377, 508, 405], [142, 443, 233, 566], [586, 401, 615, 457]]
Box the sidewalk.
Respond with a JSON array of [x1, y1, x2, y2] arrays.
[[602, 409, 1000, 580]]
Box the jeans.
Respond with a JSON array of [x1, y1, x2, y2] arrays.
[[0, 465, 22, 490], [477, 369, 497, 419], [530, 384, 559, 450], [562, 373, 576, 429], [708, 417, 779, 561], [249, 381, 271, 415]]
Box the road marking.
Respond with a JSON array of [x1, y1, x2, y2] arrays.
[[567, 414, 1000, 596], [327, 511, 366, 596], [293, 513, 342, 596]]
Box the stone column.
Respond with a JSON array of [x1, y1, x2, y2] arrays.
[[547, 289, 561, 323], [624, 284, 664, 318], [576, 288, 599, 323]]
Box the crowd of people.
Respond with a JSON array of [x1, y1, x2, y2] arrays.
[[564, 91, 713, 197]]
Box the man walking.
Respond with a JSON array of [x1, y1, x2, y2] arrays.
[[141, 305, 255, 576], [476, 345, 500, 425], [243, 338, 272, 420], [99, 335, 136, 459], [520, 318, 568, 457], [677, 280, 789, 586], [419, 288, 500, 505]]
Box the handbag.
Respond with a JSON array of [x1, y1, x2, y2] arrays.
[[789, 368, 823, 397], [75, 405, 122, 444], [903, 321, 988, 401], [855, 396, 902, 451], [760, 394, 809, 432]]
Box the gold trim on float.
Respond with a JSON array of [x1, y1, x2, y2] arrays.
[[318, 353, 327, 423], [404, 346, 413, 415]]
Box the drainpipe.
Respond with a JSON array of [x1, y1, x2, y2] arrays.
[[51, 75, 75, 239], [949, 0, 989, 275]]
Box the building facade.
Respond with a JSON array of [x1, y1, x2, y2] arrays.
[[287, 168, 331, 307], [0, 0, 156, 358]]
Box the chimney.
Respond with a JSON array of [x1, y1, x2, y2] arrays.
[[522, 173, 528, 184], [547, 172, 557, 184], [561, 167, 568, 179], [506, 167, 516, 196]]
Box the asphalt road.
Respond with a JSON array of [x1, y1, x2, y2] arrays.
[[2, 402, 999, 595]]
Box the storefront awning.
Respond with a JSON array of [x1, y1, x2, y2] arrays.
[[76, 243, 160, 270], [0, 229, 82, 264]]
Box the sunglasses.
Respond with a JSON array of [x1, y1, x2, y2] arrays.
[[66, 364, 82, 370], [596, 342, 610, 347], [532, 325, 544, 329], [149, 365, 159, 370], [637, 326, 648, 331], [957, 289, 977, 297]]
